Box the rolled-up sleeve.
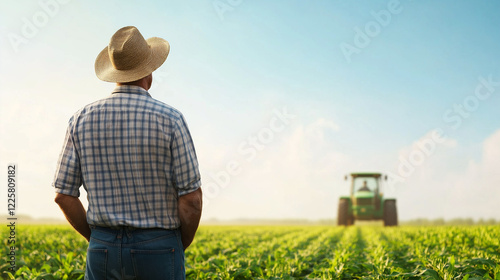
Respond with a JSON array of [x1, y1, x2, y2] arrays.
[[52, 119, 82, 197], [171, 115, 201, 196]]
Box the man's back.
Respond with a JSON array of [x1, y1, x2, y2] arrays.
[[58, 85, 200, 229]]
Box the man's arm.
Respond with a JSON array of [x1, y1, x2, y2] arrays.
[[178, 187, 202, 250], [55, 193, 91, 241]]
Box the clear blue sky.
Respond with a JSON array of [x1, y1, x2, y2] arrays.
[[1, 0, 499, 221]]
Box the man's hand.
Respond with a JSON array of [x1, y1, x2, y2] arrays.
[[178, 188, 202, 250], [55, 193, 91, 242]]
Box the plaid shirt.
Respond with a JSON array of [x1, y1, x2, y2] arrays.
[[53, 85, 201, 229]]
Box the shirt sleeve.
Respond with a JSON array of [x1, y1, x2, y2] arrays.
[[171, 114, 201, 196], [52, 118, 83, 197]]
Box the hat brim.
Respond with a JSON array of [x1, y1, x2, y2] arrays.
[[95, 37, 170, 83]]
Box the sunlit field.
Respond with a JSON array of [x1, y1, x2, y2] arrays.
[[1, 225, 499, 279]]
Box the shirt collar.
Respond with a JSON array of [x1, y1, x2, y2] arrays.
[[112, 85, 151, 97]]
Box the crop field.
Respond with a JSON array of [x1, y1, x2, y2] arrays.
[[1, 225, 499, 279]]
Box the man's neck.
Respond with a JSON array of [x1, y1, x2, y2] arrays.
[[117, 77, 151, 91], [117, 83, 148, 91]]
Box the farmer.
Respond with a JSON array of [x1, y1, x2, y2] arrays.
[[359, 180, 371, 192], [53, 26, 202, 279]]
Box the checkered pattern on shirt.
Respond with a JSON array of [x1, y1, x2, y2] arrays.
[[53, 85, 201, 229]]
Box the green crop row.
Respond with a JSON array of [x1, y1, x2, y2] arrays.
[[1, 225, 499, 279]]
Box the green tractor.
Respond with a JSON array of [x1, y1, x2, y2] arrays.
[[338, 172, 398, 226]]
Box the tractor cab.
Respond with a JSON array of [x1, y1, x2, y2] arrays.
[[349, 173, 384, 215], [353, 176, 377, 193]]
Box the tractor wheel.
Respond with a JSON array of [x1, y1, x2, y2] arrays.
[[383, 200, 398, 227], [347, 214, 355, 226], [337, 199, 350, 226]]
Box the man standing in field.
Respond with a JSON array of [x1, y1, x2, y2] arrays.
[[52, 26, 202, 279]]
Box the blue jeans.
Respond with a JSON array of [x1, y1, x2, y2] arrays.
[[85, 225, 185, 280]]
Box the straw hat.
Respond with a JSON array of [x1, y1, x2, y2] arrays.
[[95, 26, 170, 83]]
